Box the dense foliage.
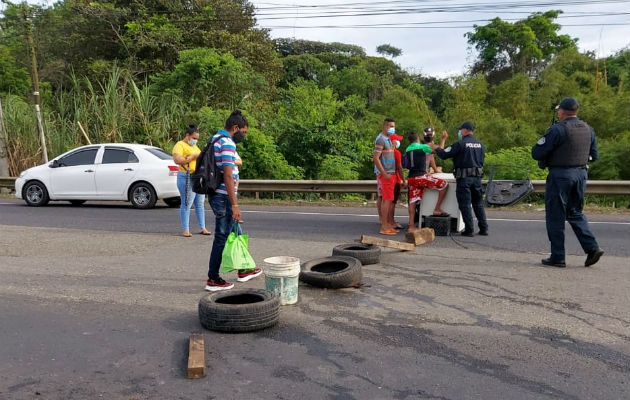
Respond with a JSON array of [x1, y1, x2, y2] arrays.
[[1, 1, 628, 181]]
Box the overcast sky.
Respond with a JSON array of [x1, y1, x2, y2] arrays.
[[250, 0, 630, 78]]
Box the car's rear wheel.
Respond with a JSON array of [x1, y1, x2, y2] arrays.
[[69, 200, 86, 206], [129, 182, 157, 209], [163, 197, 181, 208], [23, 181, 49, 207]]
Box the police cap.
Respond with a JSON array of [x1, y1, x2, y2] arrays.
[[458, 121, 475, 131], [558, 97, 579, 111]]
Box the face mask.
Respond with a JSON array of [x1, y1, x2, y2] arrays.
[[457, 130, 462, 140], [423, 136, 433, 143], [189, 139, 198, 146], [386, 127, 395, 135], [233, 129, 245, 144], [395, 141, 400, 149]]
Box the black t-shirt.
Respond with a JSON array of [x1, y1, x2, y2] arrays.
[[407, 149, 427, 178]]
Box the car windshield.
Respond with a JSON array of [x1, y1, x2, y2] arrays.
[[144, 147, 172, 160]]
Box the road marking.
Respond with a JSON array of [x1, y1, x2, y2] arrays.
[[0, 203, 627, 225], [243, 210, 630, 225]]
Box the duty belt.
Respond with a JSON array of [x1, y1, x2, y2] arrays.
[[454, 167, 483, 178], [548, 165, 587, 169]]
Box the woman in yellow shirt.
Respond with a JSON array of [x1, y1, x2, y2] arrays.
[[172, 124, 212, 237]]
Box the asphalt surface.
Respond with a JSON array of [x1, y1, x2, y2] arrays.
[[0, 198, 628, 258], [0, 199, 629, 400]]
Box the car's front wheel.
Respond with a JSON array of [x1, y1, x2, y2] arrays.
[[23, 181, 50, 207], [129, 182, 157, 209]]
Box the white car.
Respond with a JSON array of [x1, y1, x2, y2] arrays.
[[15, 143, 181, 209]]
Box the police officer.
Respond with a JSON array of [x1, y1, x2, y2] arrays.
[[430, 121, 488, 236], [532, 97, 604, 268]]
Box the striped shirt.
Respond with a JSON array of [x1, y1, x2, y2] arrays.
[[373, 133, 396, 174], [212, 130, 238, 195]]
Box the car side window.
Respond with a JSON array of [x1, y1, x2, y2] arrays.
[[59, 148, 98, 167], [103, 148, 139, 164]]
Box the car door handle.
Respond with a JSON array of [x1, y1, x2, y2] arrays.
[[84, 169, 94, 173], [124, 168, 134, 171]]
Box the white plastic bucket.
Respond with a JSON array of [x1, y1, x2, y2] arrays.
[[263, 256, 300, 305]]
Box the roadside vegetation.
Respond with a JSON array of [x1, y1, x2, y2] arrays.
[[1, 1, 628, 185]]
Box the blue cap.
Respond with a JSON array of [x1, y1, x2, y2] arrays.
[[458, 121, 475, 131], [558, 97, 579, 111]]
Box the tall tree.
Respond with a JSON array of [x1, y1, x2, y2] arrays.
[[466, 11, 577, 80], [376, 44, 402, 58]]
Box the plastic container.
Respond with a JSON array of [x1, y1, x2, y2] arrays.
[[262, 256, 300, 305]]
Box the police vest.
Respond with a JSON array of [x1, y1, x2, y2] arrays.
[[546, 120, 591, 168]]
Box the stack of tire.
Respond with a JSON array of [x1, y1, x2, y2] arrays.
[[198, 289, 279, 333], [299, 243, 381, 289]]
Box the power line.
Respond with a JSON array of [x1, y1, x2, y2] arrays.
[[257, 22, 629, 29]]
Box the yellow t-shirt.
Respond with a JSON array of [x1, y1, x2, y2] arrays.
[[172, 140, 201, 172]]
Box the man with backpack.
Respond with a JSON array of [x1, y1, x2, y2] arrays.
[[204, 110, 262, 291], [404, 131, 449, 232]]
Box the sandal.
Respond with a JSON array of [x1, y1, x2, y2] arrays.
[[182, 231, 192, 237], [379, 229, 398, 236], [199, 229, 212, 235]]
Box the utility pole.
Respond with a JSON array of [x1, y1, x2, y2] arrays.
[[0, 96, 10, 190], [21, 1, 48, 163]]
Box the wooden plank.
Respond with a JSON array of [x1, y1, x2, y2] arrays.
[[361, 235, 415, 251], [187, 334, 206, 379], [405, 228, 435, 245]]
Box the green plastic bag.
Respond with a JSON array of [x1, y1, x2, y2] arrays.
[[220, 223, 256, 273]]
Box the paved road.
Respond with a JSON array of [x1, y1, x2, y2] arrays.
[[0, 198, 628, 258], [1, 200, 629, 399]]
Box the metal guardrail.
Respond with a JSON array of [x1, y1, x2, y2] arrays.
[[3, 177, 628, 195]]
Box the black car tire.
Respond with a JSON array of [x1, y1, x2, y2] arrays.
[[23, 181, 50, 207], [129, 182, 157, 209], [199, 289, 280, 333], [163, 197, 181, 208], [332, 243, 381, 265], [69, 200, 86, 206], [299, 256, 362, 289]]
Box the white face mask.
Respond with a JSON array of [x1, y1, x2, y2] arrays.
[[189, 139, 198, 146], [395, 141, 400, 149], [457, 130, 462, 140]]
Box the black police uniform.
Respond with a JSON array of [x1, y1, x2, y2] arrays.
[[532, 116, 601, 263], [435, 134, 488, 234]]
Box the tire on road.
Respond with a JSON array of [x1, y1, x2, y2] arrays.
[[299, 256, 362, 289], [198, 289, 280, 333], [163, 197, 181, 208], [23, 180, 50, 207], [129, 182, 157, 209], [332, 243, 381, 265]]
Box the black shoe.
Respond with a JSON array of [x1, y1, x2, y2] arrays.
[[460, 231, 474, 237], [541, 258, 566, 268], [585, 249, 604, 267], [478, 230, 488, 236]]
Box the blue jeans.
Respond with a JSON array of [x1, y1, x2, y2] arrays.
[[545, 168, 599, 261], [207, 194, 239, 280], [455, 176, 488, 233], [177, 172, 206, 231]]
